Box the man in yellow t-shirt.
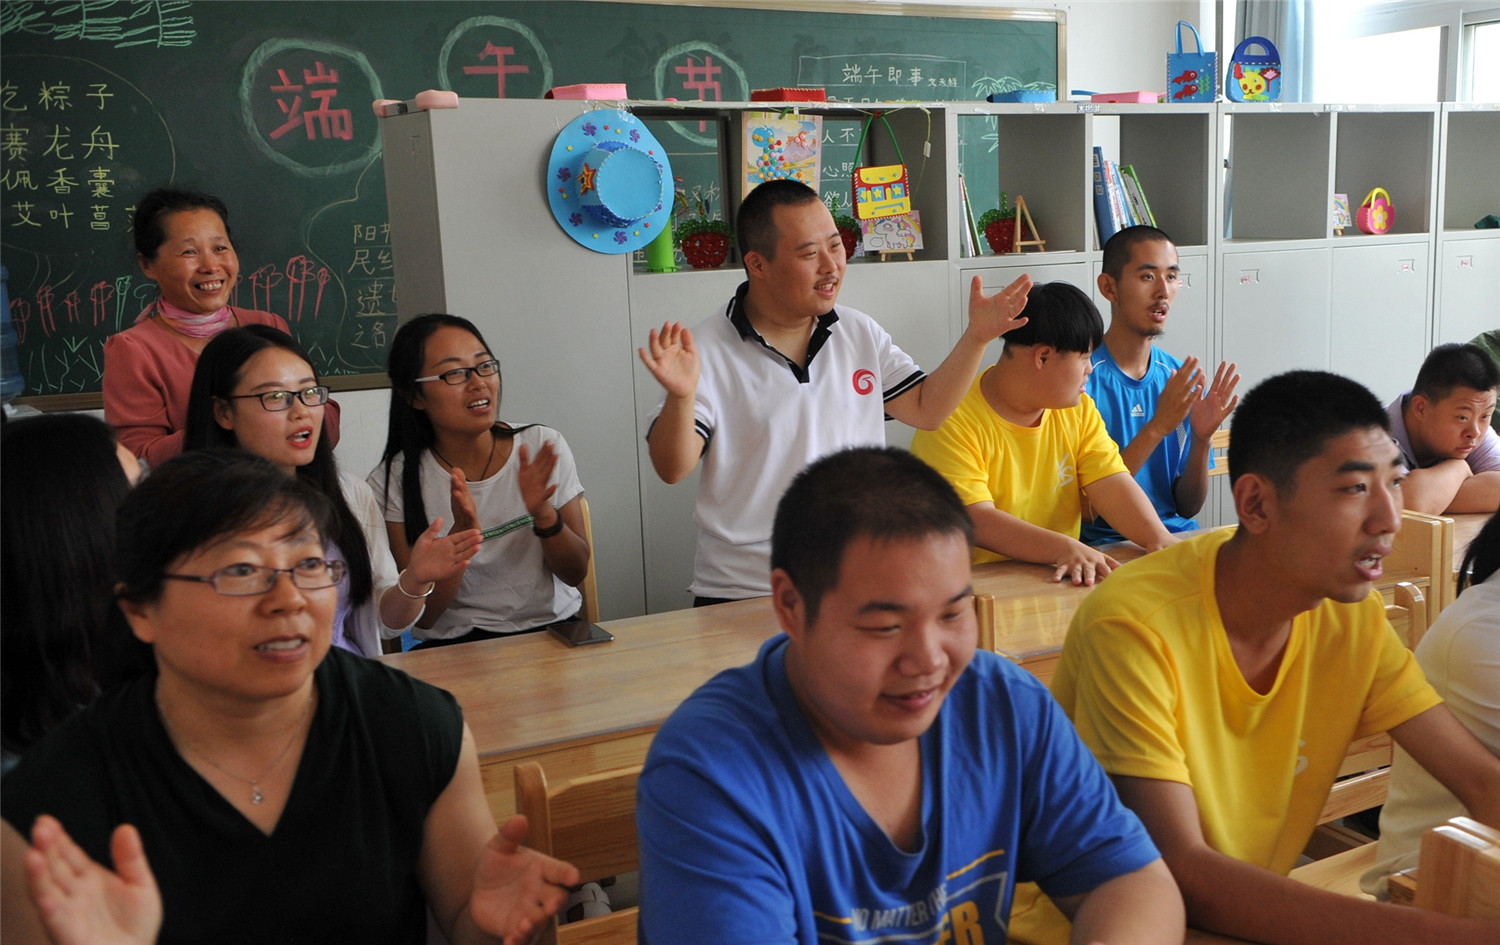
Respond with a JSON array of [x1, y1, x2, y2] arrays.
[[911, 281, 1174, 586], [1011, 370, 1500, 945]]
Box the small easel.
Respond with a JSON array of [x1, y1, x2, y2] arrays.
[[1011, 195, 1046, 253], [877, 249, 915, 262]]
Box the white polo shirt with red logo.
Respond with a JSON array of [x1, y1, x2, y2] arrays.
[[648, 282, 923, 599]]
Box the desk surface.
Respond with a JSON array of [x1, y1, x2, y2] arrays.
[[381, 596, 782, 763], [1453, 511, 1487, 560]]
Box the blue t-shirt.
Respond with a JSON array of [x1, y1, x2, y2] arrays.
[[637, 637, 1159, 945], [1083, 344, 1201, 544]]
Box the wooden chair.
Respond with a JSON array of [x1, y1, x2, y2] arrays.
[[1316, 582, 1426, 825], [513, 760, 641, 945], [578, 495, 600, 623], [1413, 816, 1500, 919], [1382, 510, 1455, 632], [1206, 428, 1231, 478]]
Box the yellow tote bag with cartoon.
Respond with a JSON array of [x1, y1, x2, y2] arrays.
[[851, 114, 911, 220]]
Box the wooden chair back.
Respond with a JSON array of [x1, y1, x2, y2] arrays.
[[1206, 428, 1231, 478], [513, 760, 641, 945], [1414, 816, 1500, 919], [578, 495, 600, 623], [1382, 510, 1455, 623]]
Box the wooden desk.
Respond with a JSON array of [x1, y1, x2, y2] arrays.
[[381, 598, 781, 821], [970, 540, 1151, 684]]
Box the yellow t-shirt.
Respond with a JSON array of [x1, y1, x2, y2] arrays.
[[909, 374, 1127, 564], [1008, 528, 1441, 945]]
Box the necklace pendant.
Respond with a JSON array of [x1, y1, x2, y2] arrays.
[[251, 785, 264, 805]]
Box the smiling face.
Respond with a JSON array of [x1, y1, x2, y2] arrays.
[[212, 346, 323, 475], [120, 516, 335, 704], [1099, 237, 1180, 338], [1407, 386, 1498, 464], [139, 207, 240, 315], [408, 325, 500, 436], [777, 531, 976, 757], [1254, 425, 1405, 606], [746, 199, 848, 324]]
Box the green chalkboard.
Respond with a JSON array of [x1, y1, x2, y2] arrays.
[[0, 0, 1059, 400]]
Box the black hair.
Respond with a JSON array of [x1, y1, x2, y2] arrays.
[[1457, 510, 1500, 594], [113, 450, 334, 677], [771, 447, 974, 623], [1412, 343, 1500, 403], [1000, 281, 1105, 355], [1, 414, 132, 756], [182, 325, 373, 616], [736, 179, 824, 264], [1101, 225, 1175, 280], [133, 186, 233, 261], [378, 314, 507, 547], [1228, 370, 1389, 492]]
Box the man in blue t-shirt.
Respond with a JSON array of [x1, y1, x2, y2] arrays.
[[1083, 226, 1239, 545], [637, 446, 1183, 945]]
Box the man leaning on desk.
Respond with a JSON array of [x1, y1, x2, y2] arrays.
[[637, 447, 1184, 945], [1008, 370, 1500, 945]]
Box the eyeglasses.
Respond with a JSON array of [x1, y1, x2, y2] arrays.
[[225, 386, 330, 412], [161, 558, 347, 597], [413, 359, 501, 386]]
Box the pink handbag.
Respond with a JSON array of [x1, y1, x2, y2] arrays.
[[1356, 187, 1394, 235]]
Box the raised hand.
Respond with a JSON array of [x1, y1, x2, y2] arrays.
[[469, 815, 581, 945], [449, 468, 479, 535], [25, 816, 161, 945], [407, 516, 481, 586], [1189, 360, 1240, 441], [517, 442, 560, 520], [1150, 357, 1204, 437], [965, 273, 1032, 343], [638, 322, 700, 399]]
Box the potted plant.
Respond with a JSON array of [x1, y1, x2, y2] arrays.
[[978, 193, 1027, 254], [834, 214, 861, 258], [674, 191, 733, 269]]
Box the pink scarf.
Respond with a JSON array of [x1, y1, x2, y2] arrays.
[[136, 298, 234, 338]]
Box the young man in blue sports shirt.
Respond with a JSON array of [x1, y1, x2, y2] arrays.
[[637, 446, 1183, 945], [1082, 226, 1239, 545]]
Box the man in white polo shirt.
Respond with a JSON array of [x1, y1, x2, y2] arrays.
[[639, 180, 1031, 604]]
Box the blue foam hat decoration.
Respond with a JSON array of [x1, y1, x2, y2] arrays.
[[547, 109, 673, 254]]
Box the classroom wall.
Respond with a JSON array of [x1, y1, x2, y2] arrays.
[[331, 0, 1207, 484]]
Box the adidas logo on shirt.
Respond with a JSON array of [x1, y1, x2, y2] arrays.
[[1130, 403, 1146, 418]]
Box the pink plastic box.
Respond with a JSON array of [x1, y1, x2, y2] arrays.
[[545, 84, 628, 100], [1090, 91, 1161, 104]]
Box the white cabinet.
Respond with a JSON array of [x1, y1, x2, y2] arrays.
[[1329, 241, 1431, 404], [1220, 247, 1332, 391], [1434, 237, 1500, 344]]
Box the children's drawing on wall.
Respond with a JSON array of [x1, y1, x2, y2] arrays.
[[861, 211, 922, 253], [742, 112, 822, 197]]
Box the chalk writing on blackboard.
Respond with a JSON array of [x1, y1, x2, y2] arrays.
[[799, 54, 967, 101], [439, 17, 554, 99], [0, 0, 196, 49], [653, 41, 749, 148], [238, 38, 383, 178]]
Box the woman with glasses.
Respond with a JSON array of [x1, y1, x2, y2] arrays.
[[103, 187, 339, 466], [185, 325, 479, 656], [0, 450, 578, 944], [370, 314, 590, 647]]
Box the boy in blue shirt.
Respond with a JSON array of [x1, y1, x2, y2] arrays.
[[1083, 226, 1239, 545], [637, 446, 1182, 945]]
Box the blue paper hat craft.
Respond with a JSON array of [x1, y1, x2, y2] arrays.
[[547, 109, 673, 254]]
